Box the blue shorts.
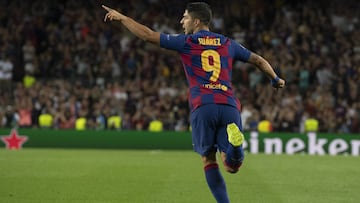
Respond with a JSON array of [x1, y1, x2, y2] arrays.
[[190, 104, 242, 156]]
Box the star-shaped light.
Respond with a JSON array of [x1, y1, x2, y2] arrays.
[[1, 129, 28, 150]]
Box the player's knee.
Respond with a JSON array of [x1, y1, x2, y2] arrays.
[[202, 152, 217, 166]]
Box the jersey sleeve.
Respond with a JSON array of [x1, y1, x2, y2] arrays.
[[160, 33, 186, 52], [231, 40, 251, 62]]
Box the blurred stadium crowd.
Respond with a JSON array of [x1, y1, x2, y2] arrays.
[[0, 0, 359, 133]]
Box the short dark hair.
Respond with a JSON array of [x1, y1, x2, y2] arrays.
[[186, 2, 212, 26]]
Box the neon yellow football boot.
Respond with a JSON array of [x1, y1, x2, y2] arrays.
[[227, 123, 244, 147]]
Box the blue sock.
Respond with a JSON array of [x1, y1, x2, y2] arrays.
[[204, 163, 229, 203], [225, 145, 244, 169]]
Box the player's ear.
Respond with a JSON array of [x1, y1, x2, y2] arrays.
[[194, 18, 201, 26]]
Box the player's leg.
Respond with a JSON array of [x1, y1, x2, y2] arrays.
[[202, 152, 229, 203], [191, 104, 229, 203], [217, 105, 245, 174]]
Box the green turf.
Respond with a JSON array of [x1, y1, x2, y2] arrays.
[[0, 149, 359, 203]]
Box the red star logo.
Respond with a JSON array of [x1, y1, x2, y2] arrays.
[[1, 129, 28, 150]]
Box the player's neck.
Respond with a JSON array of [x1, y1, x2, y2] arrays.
[[193, 26, 209, 34]]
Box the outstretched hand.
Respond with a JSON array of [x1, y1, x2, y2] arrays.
[[102, 5, 126, 22]]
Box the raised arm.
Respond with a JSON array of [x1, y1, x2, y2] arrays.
[[102, 5, 160, 45], [248, 52, 285, 88]]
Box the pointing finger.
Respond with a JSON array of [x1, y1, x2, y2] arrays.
[[102, 5, 112, 11]]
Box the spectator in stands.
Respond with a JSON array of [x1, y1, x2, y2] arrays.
[[148, 118, 163, 132], [55, 108, 75, 129], [257, 115, 273, 133], [17, 98, 32, 128], [38, 108, 54, 128], [0, 54, 13, 93], [1, 105, 19, 128]]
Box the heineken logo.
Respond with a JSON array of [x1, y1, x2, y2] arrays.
[[243, 131, 360, 156]]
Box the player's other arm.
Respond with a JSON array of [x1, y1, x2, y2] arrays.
[[102, 5, 160, 45], [248, 53, 285, 88]]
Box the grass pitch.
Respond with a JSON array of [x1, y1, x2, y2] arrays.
[[0, 149, 359, 203]]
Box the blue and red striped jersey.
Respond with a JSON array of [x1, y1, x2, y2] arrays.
[[160, 30, 251, 111]]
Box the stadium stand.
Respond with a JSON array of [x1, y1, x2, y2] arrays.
[[0, 0, 359, 133]]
